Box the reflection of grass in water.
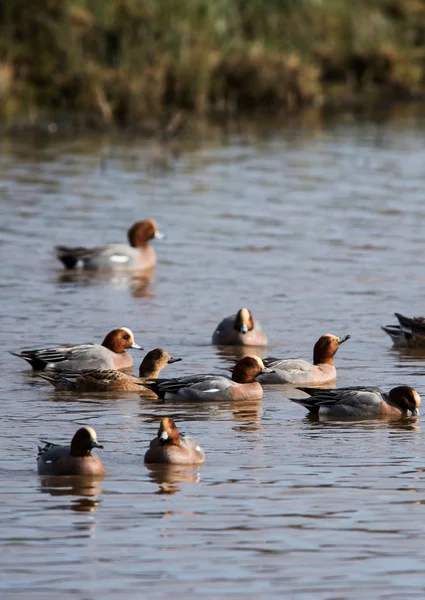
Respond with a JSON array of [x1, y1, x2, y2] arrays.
[[1, 0, 425, 126]]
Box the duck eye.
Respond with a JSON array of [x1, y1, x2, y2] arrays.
[[123, 334, 130, 340]]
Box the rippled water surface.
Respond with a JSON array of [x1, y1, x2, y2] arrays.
[[3, 110, 425, 599]]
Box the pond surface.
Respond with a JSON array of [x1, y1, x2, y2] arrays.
[[2, 109, 425, 599]]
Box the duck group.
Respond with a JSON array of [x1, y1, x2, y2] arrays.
[[11, 220, 423, 476]]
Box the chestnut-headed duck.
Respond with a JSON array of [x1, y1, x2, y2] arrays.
[[37, 426, 105, 476], [37, 348, 181, 393], [291, 385, 421, 419], [12, 327, 141, 371], [55, 219, 164, 270], [142, 356, 274, 401], [144, 417, 205, 465], [257, 334, 350, 385], [212, 308, 268, 346], [382, 313, 425, 348]]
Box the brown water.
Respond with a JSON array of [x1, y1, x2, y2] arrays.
[[2, 111, 425, 599]]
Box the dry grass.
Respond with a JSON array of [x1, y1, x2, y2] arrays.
[[1, 0, 425, 127]]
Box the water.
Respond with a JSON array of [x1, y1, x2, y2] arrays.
[[2, 109, 425, 599]]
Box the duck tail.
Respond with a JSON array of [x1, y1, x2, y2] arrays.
[[290, 387, 326, 413], [139, 378, 168, 397], [36, 372, 76, 391], [394, 313, 412, 329], [9, 350, 47, 370], [289, 396, 321, 414]]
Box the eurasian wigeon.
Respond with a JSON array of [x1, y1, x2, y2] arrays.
[[37, 348, 181, 393], [382, 313, 425, 348], [291, 385, 421, 418], [37, 426, 105, 476], [144, 417, 205, 465], [257, 334, 350, 385], [142, 356, 274, 401], [55, 219, 164, 270], [12, 327, 142, 371], [212, 308, 268, 346]]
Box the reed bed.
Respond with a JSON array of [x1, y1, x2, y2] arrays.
[[1, 0, 425, 128]]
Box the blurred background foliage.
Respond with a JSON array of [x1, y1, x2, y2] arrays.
[[1, 0, 425, 128]]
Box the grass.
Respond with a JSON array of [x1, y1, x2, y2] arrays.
[[1, 0, 425, 128]]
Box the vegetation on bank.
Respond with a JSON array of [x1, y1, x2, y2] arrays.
[[1, 0, 425, 129]]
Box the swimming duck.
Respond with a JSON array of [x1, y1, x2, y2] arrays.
[[291, 385, 421, 418], [257, 334, 350, 384], [55, 219, 164, 270], [212, 308, 268, 346], [142, 356, 274, 401], [37, 348, 181, 393], [144, 417, 205, 465], [37, 426, 105, 476], [11, 327, 141, 371]]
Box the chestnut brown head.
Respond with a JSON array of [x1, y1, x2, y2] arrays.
[[102, 327, 142, 354], [70, 427, 103, 457], [388, 386, 421, 416], [232, 355, 273, 383], [313, 334, 350, 366], [234, 308, 254, 334], [157, 417, 181, 446], [127, 219, 164, 247]]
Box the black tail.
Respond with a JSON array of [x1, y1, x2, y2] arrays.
[[394, 313, 412, 329], [139, 379, 161, 395], [54, 246, 83, 269], [289, 396, 320, 414], [9, 351, 47, 370]]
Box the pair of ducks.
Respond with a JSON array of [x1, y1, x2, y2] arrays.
[[37, 417, 203, 476]]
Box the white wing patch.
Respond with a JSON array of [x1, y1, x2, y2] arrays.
[[110, 255, 130, 264], [203, 389, 220, 393]]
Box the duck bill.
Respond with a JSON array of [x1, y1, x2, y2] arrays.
[[337, 335, 350, 345], [159, 431, 169, 444], [154, 230, 165, 240], [411, 408, 420, 416], [240, 325, 249, 334], [131, 343, 143, 350], [167, 357, 182, 364], [91, 441, 104, 449], [261, 367, 275, 374]]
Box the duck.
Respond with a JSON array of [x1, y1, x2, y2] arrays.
[[55, 219, 164, 270], [382, 313, 425, 348], [11, 327, 142, 371], [37, 426, 105, 475], [144, 417, 205, 465], [291, 385, 421, 418], [142, 355, 273, 401], [257, 334, 350, 384], [212, 308, 268, 346], [36, 348, 181, 393]]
